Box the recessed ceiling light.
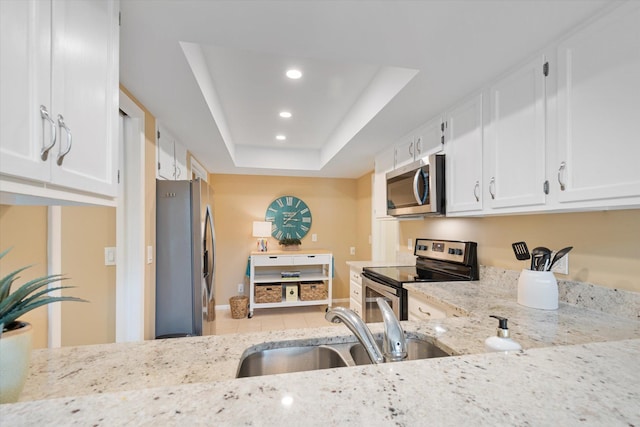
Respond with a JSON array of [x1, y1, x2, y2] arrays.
[[279, 111, 292, 118], [276, 134, 286, 141], [286, 69, 302, 79]]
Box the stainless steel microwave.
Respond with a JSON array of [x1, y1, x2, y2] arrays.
[[386, 154, 445, 216]]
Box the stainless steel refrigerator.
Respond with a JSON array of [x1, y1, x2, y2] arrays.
[[155, 178, 215, 338]]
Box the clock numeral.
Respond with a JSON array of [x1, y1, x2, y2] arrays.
[[285, 232, 291, 239], [276, 199, 284, 208], [300, 208, 309, 214], [300, 225, 309, 232], [302, 217, 311, 223], [267, 207, 278, 213], [295, 231, 302, 238], [295, 199, 301, 208], [275, 230, 284, 240], [286, 196, 293, 206], [265, 216, 275, 222]]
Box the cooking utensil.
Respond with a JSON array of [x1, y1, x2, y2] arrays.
[[531, 247, 551, 271], [511, 242, 530, 261], [549, 246, 573, 270]]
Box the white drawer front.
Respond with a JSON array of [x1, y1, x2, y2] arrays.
[[292, 254, 331, 265], [349, 268, 362, 285], [350, 280, 362, 302], [408, 294, 447, 320], [253, 255, 294, 266]]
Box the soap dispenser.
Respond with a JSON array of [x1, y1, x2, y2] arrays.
[[485, 315, 522, 353]]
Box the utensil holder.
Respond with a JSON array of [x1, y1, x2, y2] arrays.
[[517, 269, 558, 310]]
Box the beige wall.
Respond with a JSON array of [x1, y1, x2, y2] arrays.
[[60, 206, 116, 346], [0, 205, 49, 348], [210, 174, 366, 305], [120, 85, 157, 340], [398, 209, 640, 292]]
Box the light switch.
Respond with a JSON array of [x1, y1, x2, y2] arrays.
[[312, 233, 317, 242], [104, 247, 116, 266], [350, 247, 356, 255], [147, 245, 153, 264]]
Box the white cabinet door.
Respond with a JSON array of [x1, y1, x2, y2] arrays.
[[157, 125, 175, 180], [173, 140, 187, 180], [0, 0, 52, 182], [485, 56, 547, 210], [555, 2, 640, 203], [394, 134, 415, 169], [445, 93, 484, 214], [414, 116, 444, 159], [0, 0, 118, 198], [49, 0, 119, 197], [157, 124, 188, 180]]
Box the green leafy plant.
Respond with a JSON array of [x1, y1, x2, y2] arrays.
[[278, 238, 301, 247], [0, 249, 87, 333]]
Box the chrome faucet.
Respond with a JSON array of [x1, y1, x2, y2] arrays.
[[325, 297, 407, 363]]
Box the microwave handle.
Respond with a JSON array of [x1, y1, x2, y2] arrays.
[[412, 169, 428, 205]]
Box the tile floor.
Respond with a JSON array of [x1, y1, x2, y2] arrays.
[[215, 303, 347, 335]]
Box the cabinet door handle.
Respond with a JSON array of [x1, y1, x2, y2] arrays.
[[409, 141, 414, 157], [558, 162, 566, 191], [415, 137, 422, 155], [489, 177, 496, 200], [473, 181, 480, 202], [418, 307, 431, 317], [56, 114, 72, 166], [353, 289, 359, 296], [40, 105, 57, 161]]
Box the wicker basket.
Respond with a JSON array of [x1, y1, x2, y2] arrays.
[[229, 295, 248, 319], [299, 282, 328, 301], [255, 284, 282, 303]]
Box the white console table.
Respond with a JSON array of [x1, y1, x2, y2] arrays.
[[248, 250, 333, 318]]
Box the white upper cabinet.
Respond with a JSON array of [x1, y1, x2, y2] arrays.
[[555, 1, 640, 205], [157, 124, 188, 180], [485, 55, 548, 210], [394, 116, 443, 169], [0, 0, 119, 200], [445, 93, 484, 214]]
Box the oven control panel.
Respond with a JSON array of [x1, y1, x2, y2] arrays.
[[414, 239, 470, 263]]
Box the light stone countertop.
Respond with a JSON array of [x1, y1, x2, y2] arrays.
[[4, 266, 640, 425]]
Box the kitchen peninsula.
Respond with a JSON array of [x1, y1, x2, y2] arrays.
[[4, 267, 640, 425]]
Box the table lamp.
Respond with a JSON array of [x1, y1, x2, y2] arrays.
[[253, 221, 272, 252]]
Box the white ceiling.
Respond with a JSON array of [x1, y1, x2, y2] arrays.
[[120, 0, 611, 178]]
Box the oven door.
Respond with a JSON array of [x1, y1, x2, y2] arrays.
[[362, 275, 406, 323]]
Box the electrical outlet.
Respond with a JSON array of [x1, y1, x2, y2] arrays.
[[237, 283, 244, 294], [551, 253, 569, 275], [312, 233, 317, 242], [350, 247, 356, 255]]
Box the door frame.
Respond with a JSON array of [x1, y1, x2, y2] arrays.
[[116, 90, 146, 342]]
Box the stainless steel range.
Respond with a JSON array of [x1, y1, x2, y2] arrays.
[[361, 239, 479, 322]]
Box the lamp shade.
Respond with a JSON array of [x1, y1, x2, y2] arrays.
[[252, 221, 272, 238]]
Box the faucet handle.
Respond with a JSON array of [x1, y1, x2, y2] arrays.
[[376, 298, 408, 362]]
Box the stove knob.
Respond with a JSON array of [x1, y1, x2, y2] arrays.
[[455, 249, 464, 256], [448, 248, 455, 255]]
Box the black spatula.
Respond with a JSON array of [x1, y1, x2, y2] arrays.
[[512, 242, 530, 261]]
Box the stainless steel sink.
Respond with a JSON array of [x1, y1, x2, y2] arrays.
[[236, 345, 349, 378], [349, 338, 449, 365], [236, 337, 451, 378]]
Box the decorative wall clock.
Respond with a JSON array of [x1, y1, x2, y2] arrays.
[[265, 196, 312, 240]]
